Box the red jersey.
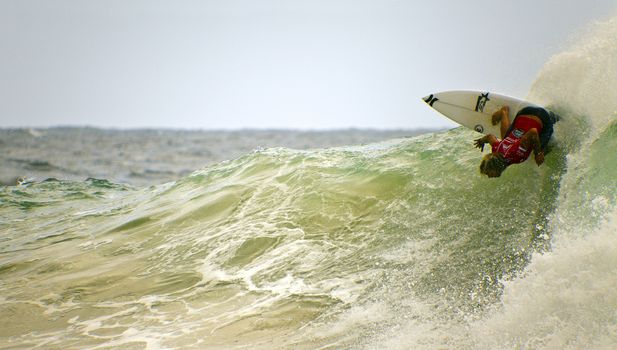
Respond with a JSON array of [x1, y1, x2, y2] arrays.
[[491, 116, 543, 164]]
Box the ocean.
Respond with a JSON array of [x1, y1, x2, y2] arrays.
[[0, 129, 428, 188], [1, 18, 617, 350]]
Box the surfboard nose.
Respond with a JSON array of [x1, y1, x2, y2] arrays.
[[422, 94, 439, 107]]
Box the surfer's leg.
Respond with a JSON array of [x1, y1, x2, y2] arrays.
[[516, 106, 546, 118], [537, 109, 558, 151]]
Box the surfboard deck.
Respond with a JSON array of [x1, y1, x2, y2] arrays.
[[422, 90, 539, 136]]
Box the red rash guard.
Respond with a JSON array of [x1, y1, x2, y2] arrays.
[[491, 115, 543, 164]]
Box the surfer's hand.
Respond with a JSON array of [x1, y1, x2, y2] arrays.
[[491, 106, 509, 125], [535, 152, 545, 166], [491, 113, 501, 126], [474, 137, 485, 151]]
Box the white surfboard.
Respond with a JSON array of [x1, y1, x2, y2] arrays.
[[422, 90, 539, 135]]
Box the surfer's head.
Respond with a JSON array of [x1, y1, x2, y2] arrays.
[[480, 153, 507, 177]]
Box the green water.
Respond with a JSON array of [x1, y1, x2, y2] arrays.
[[2, 116, 615, 349]]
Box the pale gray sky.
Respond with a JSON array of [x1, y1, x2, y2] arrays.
[[1, 0, 615, 129]]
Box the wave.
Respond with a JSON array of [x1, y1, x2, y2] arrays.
[[467, 25, 617, 344], [2, 115, 610, 348], [1, 16, 616, 350], [1, 117, 614, 349]]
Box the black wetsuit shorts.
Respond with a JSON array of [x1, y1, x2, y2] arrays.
[[511, 106, 559, 151]]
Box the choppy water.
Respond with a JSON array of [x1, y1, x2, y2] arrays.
[[0, 128, 426, 187], [1, 17, 617, 350]]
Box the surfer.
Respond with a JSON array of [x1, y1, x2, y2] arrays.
[[474, 105, 558, 177]]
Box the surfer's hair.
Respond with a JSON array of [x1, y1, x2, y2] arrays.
[[480, 153, 507, 177]]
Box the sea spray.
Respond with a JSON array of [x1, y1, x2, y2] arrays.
[[467, 15, 617, 350]]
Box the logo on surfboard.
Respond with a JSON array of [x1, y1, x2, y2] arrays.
[[424, 94, 439, 107], [475, 93, 490, 112]]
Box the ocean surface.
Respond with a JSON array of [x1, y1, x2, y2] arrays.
[[0, 129, 428, 188], [2, 18, 617, 350]]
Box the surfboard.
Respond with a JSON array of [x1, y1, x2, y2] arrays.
[[422, 90, 539, 136]]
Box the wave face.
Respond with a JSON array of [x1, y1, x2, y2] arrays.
[[1, 18, 616, 350]]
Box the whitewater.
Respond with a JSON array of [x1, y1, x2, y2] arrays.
[[1, 18, 616, 350]]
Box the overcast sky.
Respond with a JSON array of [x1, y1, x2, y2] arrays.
[[1, 0, 615, 129]]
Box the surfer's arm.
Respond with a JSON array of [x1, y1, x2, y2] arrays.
[[474, 134, 499, 152], [521, 128, 544, 165], [491, 106, 511, 139]]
